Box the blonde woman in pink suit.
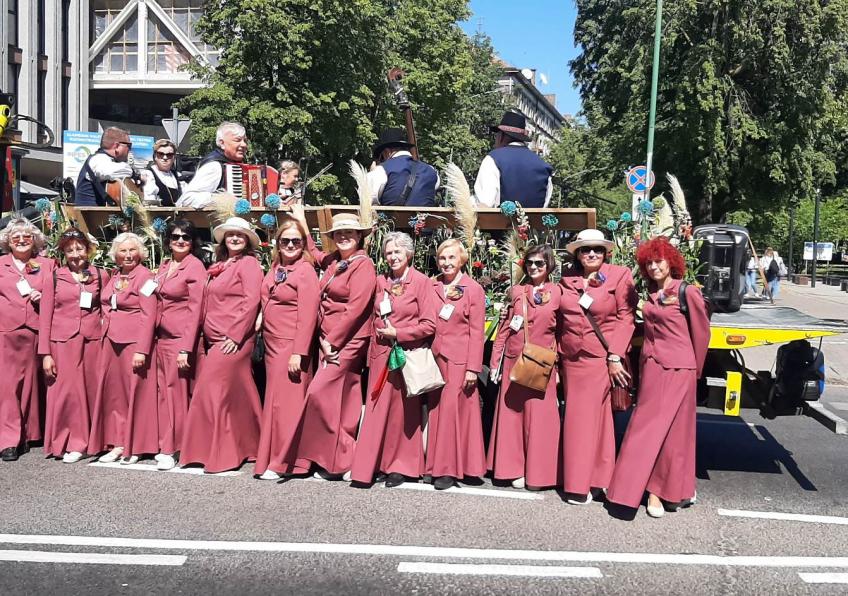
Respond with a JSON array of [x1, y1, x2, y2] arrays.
[[0, 217, 55, 461], [558, 229, 637, 505], [487, 244, 561, 490], [350, 232, 437, 488], [39, 228, 108, 463], [607, 237, 710, 518], [88, 233, 157, 465], [255, 219, 319, 481], [151, 220, 206, 471], [287, 205, 376, 480], [426, 239, 487, 490], [180, 217, 264, 473]]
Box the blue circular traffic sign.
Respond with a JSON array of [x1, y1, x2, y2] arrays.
[[626, 166, 655, 193]]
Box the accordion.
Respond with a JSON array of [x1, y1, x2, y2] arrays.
[[223, 163, 280, 207]]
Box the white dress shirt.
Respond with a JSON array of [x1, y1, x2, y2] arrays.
[[472, 142, 553, 208], [143, 168, 182, 204], [87, 153, 134, 181], [176, 161, 223, 208], [366, 150, 441, 205]]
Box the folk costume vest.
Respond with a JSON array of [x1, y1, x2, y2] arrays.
[[488, 145, 552, 208]]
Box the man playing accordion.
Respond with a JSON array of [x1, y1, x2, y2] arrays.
[[177, 122, 248, 208]]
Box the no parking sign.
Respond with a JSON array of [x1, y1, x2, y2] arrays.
[[625, 166, 655, 194]]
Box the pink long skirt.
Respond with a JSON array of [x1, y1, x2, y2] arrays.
[[155, 338, 193, 455], [0, 327, 43, 450], [607, 357, 697, 508], [180, 339, 261, 473], [425, 356, 486, 479], [43, 336, 100, 457], [561, 353, 615, 494], [350, 354, 424, 483], [288, 336, 367, 475], [255, 334, 312, 476], [486, 355, 560, 488]]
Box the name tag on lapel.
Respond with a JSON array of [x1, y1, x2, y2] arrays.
[[110, 294, 118, 310], [140, 279, 158, 297], [16, 278, 32, 297], [509, 315, 524, 332], [578, 292, 594, 310], [439, 304, 455, 321], [80, 291, 93, 309]]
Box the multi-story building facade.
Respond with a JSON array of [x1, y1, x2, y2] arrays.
[[497, 66, 564, 156]]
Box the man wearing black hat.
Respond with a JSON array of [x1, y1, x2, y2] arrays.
[[473, 111, 553, 209], [366, 128, 440, 206]]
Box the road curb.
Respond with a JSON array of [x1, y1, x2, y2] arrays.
[[804, 402, 848, 435]]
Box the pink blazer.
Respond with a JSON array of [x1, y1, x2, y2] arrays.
[[431, 275, 486, 372], [260, 259, 319, 356], [0, 254, 55, 332], [490, 282, 562, 367], [370, 267, 437, 361], [202, 255, 263, 345], [102, 266, 156, 354], [38, 266, 108, 353], [154, 254, 206, 353], [307, 235, 376, 349], [558, 263, 637, 359], [641, 279, 711, 376]]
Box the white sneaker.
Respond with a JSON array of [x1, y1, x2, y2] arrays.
[[120, 455, 139, 465], [511, 477, 526, 489], [98, 447, 123, 463], [62, 451, 83, 464], [260, 469, 281, 480], [342, 471, 352, 482], [157, 454, 177, 471], [567, 493, 593, 505]]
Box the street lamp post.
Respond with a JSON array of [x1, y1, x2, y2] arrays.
[[644, 0, 663, 201], [811, 189, 821, 288]]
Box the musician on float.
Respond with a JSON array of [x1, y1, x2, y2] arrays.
[[177, 122, 248, 208], [278, 160, 302, 205], [142, 139, 183, 206], [74, 127, 135, 207], [473, 112, 553, 209], [367, 129, 439, 207]]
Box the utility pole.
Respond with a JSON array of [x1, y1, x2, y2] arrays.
[[811, 189, 821, 288], [787, 201, 795, 277], [643, 0, 663, 200]]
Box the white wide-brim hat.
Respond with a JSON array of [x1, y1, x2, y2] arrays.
[[566, 228, 615, 255], [213, 217, 261, 248], [323, 213, 372, 236]]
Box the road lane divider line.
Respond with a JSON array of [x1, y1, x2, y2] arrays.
[[0, 549, 186, 566], [88, 461, 241, 477], [397, 562, 602, 578], [393, 483, 544, 500], [798, 573, 848, 584], [718, 508, 848, 526], [2, 534, 848, 568], [696, 419, 756, 428]]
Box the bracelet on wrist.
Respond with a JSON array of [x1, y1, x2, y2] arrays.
[[606, 354, 621, 363]]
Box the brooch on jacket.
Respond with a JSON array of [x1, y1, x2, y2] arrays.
[[336, 260, 350, 274], [657, 289, 678, 306], [446, 285, 465, 300], [533, 290, 551, 305], [79, 268, 92, 283], [207, 261, 227, 278], [25, 259, 40, 274], [586, 271, 606, 288], [274, 268, 288, 284], [115, 275, 130, 291], [389, 281, 404, 297]]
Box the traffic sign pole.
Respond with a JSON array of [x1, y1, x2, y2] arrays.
[[644, 0, 663, 201]]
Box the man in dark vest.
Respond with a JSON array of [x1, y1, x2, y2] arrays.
[[177, 121, 247, 208], [366, 128, 439, 207], [74, 126, 134, 206], [473, 111, 553, 209]]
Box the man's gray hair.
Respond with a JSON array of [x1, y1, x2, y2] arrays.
[[216, 122, 246, 147], [109, 232, 149, 262], [383, 231, 415, 261]]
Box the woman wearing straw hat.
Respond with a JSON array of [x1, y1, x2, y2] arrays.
[[558, 229, 637, 505], [287, 204, 376, 480], [180, 217, 264, 473]]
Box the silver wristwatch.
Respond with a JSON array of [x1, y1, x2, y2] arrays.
[[606, 354, 622, 363]]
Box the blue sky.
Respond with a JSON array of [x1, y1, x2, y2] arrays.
[[462, 0, 581, 117]]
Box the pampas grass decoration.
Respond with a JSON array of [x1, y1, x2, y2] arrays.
[[210, 191, 237, 225], [444, 163, 476, 250], [349, 160, 374, 232], [502, 229, 525, 285], [667, 173, 690, 224]]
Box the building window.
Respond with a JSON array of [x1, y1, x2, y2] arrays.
[[157, 0, 219, 66], [6, 64, 19, 99], [62, 77, 70, 131], [37, 0, 47, 55], [37, 72, 46, 124], [7, 0, 18, 48], [92, 7, 139, 74], [147, 13, 191, 74], [62, 0, 71, 62]]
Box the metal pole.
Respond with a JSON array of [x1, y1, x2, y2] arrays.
[[172, 107, 179, 150], [644, 0, 663, 200], [787, 202, 795, 278], [811, 190, 821, 288]]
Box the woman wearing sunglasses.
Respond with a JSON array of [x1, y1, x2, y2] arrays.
[[558, 229, 637, 505], [487, 244, 562, 490], [255, 219, 319, 480], [142, 139, 182, 206], [149, 220, 206, 470], [39, 228, 108, 463], [607, 237, 710, 518]]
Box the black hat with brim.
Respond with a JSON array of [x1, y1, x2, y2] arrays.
[[372, 128, 415, 160], [490, 111, 532, 142]]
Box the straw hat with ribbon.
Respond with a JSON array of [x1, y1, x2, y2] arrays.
[[323, 213, 373, 236], [212, 217, 261, 249]]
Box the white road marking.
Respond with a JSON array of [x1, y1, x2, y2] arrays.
[[2, 534, 848, 568], [718, 508, 848, 526], [0, 549, 185, 566], [397, 562, 602, 578], [798, 572, 848, 584], [88, 461, 242, 477], [697, 419, 756, 428], [828, 402, 848, 411], [393, 482, 544, 501]]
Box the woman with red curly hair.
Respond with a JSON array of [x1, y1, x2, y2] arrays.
[[607, 237, 711, 518]]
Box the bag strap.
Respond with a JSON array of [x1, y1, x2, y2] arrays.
[[521, 292, 530, 344], [678, 280, 689, 319], [580, 299, 610, 353], [399, 160, 420, 204]]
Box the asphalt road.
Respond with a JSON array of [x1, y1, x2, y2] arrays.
[[1, 398, 847, 595]]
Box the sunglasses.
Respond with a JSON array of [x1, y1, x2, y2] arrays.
[[578, 246, 607, 255], [170, 233, 192, 242], [279, 237, 303, 247], [118, 141, 133, 149], [155, 151, 175, 159], [526, 258, 547, 269], [61, 230, 84, 239], [10, 234, 33, 241]]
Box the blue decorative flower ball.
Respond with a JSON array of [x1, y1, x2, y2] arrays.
[[49, 211, 58, 224], [34, 198, 51, 212], [407, 215, 419, 228], [620, 211, 633, 222], [260, 213, 277, 228], [541, 214, 559, 228], [500, 201, 517, 217], [637, 200, 654, 215], [606, 219, 619, 231], [264, 194, 281, 210], [122, 206, 135, 218], [152, 218, 167, 233], [234, 199, 252, 215]]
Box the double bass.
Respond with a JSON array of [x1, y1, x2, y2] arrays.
[[387, 68, 420, 161]]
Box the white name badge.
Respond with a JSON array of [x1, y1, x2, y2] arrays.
[[140, 279, 158, 297], [79, 291, 93, 309], [439, 303, 455, 321], [379, 292, 392, 316], [110, 294, 118, 310], [509, 315, 524, 332], [16, 278, 32, 297], [578, 292, 594, 310]]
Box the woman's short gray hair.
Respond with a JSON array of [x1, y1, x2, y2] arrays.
[[109, 232, 149, 262], [383, 231, 415, 261], [0, 217, 46, 253]]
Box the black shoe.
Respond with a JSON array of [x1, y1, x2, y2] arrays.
[[1, 447, 18, 461], [385, 473, 406, 488], [433, 476, 456, 490]]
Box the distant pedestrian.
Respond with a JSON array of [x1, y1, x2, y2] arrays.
[[760, 247, 783, 299], [745, 255, 758, 296]]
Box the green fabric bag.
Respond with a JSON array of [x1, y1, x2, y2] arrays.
[[388, 343, 406, 371]]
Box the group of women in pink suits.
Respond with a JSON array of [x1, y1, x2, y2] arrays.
[[0, 211, 710, 518]]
